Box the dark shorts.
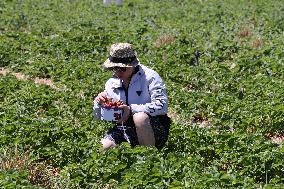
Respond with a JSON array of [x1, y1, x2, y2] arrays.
[[104, 114, 171, 149]]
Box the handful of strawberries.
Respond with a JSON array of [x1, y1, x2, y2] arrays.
[[102, 98, 124, 109]]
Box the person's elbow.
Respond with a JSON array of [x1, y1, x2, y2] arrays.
[[93, 103, 101, 120]]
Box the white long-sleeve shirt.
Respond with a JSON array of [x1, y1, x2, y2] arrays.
[[93, 64, 168, 119]]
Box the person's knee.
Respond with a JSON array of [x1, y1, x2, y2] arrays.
[[133, 112, 150, 129], [101, 138, 116, 150]]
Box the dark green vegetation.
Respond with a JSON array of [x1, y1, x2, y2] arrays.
[[0, 0, 283, 188]]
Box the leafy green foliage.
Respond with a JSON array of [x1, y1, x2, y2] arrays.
[[0, 0, 283, 188]]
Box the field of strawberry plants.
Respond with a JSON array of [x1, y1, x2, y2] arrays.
[[0, 0, 283, 188]]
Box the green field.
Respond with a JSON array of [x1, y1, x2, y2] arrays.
[[0, 0, 283, 188]]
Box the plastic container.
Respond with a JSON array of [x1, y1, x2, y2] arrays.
[[101, 106, 123, 121]]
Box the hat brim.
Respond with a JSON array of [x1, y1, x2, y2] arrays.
[[103, 58, 139, 68]]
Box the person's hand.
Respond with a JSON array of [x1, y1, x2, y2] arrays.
[[117, 105, 131, 123], [94, 92, 108, 105]]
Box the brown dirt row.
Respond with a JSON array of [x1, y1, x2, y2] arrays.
[[0, 67, 68, 92]]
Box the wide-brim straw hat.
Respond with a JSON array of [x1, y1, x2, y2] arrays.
[[103, 43, 139, 68]]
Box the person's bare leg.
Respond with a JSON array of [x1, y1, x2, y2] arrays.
[[101, 138, 116, 150], [133, 112, 155, 146]]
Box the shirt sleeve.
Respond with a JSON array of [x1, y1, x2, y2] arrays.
[[93, 101, 102, 120], [130, 73, 168, 116], [93, 86, 108, 120], [93, 79, 117, 120]]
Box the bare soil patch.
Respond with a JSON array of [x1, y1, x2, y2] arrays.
[[0, 67, 68, 91]]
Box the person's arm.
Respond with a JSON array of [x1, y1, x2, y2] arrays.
[[93, 91, 107, 119], [130, 74, 168, 116], [93, 100, 102, 120]]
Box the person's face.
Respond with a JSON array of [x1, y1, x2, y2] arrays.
[[109, 66, 135, 80]]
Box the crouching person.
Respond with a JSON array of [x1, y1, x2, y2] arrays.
[[93, 43, 171, 150]]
